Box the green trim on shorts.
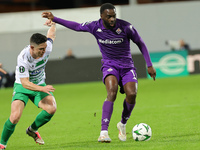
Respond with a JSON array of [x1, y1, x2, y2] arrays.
[[12, 83, 54, 107]]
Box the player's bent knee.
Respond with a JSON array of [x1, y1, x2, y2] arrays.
[[127, 91, 137, 98], [107, 91, 117, 101], [46, 103, 57, 115], [126, 91, 137, 104], [10, 113, 21, 124], [50, 105, 57, 114]]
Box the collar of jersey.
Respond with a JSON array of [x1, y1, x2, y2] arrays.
[[100, 19, 118, 31]]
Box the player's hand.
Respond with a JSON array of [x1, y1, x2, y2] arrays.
[[42, 85, 55, 95], [42, 12, 54, 21], [44, 20, 56, 27], [148, 66, 156, 81]]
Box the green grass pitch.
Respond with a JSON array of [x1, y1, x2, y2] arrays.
[[0, 74, 199, 150]]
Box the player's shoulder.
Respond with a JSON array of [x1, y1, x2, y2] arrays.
[[117, 19, 132, 26], [18, 46, 29, 60], [117, 19, 136, 33], [81, 20, 98, 27], [81, 19, 100, 33], [17, 45, 32, 65]]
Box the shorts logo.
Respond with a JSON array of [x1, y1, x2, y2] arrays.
[[19, 66, 25, 73], [107, 68, 113, 72]]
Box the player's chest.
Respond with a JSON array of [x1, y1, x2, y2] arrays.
[[27, 55, 49, 71], [96, 28, 126, 37], [94, 28, 127, 44]]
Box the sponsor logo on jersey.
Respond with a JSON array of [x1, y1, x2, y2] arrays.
[[30, 66, 44, 75], [19, 66, 25, 73], [98, 38, 123, 44], [116, 28, 122, 34]]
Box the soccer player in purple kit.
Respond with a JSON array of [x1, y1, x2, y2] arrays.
[[42, 3, 156, 143]]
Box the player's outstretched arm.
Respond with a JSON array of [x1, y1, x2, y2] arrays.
[[45, 20, 56, 42], [20, 77, 55, 94], [147, 66, 156, 81], [42, 11, 84, 31]]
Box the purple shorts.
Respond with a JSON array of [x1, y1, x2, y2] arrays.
[[101, 60, 138, 86]]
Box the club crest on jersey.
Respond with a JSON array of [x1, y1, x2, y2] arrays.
[[19, 66, 25, 73], [116, 28, 122, 34]]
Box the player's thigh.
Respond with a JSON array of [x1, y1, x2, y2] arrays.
[[121, 68, 138, 98], [105, 75, 119, 93], [124, 82, 138, 95], [10, 100, 25, 124], [12, 83, 33, 106], [101, 61, 120, 85]]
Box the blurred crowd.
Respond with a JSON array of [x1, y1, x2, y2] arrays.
[[0, 63, 15, 88]]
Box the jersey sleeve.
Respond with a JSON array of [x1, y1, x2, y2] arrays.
[[16, 56, 29, 79], [126, 25, 153, 67], [53, 17, 93, 33], [45, 38, 53, 54]]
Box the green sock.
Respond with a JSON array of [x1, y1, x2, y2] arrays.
[[0, 119, 16, 146], [31, 110, 53, 131]]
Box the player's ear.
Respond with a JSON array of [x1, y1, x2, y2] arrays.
[[30, 45, 35, 50]]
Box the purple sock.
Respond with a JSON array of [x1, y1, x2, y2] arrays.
[[121, 99, 135, 124], [101, 101, 114, 131]]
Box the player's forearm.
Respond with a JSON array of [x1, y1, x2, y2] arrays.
[[21, 79, 43, 92], [138, 42, 152, 67], [47, 23, 56, 41], [53, 17, 82, 31], [0, 68, 7, 74]]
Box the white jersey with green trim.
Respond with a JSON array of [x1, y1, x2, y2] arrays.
[[15, 39, 53, 85]]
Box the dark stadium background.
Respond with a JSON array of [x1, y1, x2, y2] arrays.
[[0, 0, 194, 13]]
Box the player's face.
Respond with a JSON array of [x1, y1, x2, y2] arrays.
[[32, 42, 47, 58], [101, 9, 116, 29]]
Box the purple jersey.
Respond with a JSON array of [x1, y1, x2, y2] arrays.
[[53, 17, 152, 68]]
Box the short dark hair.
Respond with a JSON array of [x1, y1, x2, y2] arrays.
[[100, 3, 115, 14], [30, 33, 47, 45]]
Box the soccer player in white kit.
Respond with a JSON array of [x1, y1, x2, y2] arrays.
[[0, 20, 56, 150]]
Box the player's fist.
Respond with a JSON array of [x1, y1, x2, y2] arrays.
[[42, 12, 54, 21], [44, 20, 55, 26]]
